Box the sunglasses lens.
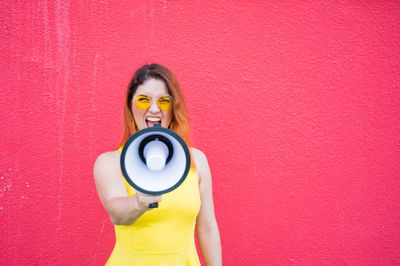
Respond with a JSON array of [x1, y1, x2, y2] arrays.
[[158, 96, 173, 111], [134, 95, 151, 110]]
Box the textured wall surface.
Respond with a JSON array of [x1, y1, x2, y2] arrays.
[[1, 1, 400, 265]]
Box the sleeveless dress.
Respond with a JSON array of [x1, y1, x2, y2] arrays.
[[106, 148, 201, 266]]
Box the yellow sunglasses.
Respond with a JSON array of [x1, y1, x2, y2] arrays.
[[134, 94, 174, 111]]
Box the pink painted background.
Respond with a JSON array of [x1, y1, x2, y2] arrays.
[[1, 1, 400, 265]]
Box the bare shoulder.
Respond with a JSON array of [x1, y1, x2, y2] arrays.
[[93, 150, 121, 177], [191, 147, 207, 165], [99, 150, 120, 160], [191, 147, 211, 182]]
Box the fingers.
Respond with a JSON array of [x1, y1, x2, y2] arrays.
[[135, 192, 162, 211]]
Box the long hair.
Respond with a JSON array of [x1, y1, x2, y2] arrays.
[[119, 64, 191, 148]]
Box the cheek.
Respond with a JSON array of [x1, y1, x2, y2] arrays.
[[165, 110, 173, 125], [131, 108, 143, 123]]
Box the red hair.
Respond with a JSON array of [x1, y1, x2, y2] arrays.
[[119, 64, 191, 148]]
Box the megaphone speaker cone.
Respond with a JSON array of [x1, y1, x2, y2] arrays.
[[143, 139, 169, 171]]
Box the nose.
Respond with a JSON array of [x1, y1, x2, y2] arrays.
[[148, 99, 160, 113]]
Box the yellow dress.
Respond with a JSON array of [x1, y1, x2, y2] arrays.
[[106, 148, 201, 266]]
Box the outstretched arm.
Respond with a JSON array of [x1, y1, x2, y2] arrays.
[[93, 151, 162, 225]]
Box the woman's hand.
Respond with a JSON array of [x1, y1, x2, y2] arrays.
[[135, 191, 163, 211]]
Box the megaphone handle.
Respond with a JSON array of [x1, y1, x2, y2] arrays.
[[149, 203, 158, 208]]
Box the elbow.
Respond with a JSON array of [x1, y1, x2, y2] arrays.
[[105, 201, 134, 226], [109, 215, 122, 225], [109, 214, 134, 226], [197, 220, 219, 235], [104, 197, 140, 226]]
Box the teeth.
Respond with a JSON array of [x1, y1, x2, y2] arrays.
[[146, 117, 161, 122]]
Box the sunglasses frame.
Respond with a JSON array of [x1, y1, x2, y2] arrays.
[[134, 94, 174, 111]]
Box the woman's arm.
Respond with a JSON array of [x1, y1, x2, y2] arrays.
[[192, 148, 222, 266], [93, 151, 162, 225]]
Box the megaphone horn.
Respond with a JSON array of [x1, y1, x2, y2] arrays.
[[120, 125, 191, 208]]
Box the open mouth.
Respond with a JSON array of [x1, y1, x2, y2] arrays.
[[146, 117, 161, 128]]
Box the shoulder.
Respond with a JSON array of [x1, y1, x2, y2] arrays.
[[93, 150, 128, 205], [94, 150, 120, 164], [191, 147, 211, 182], [191, 147, 207, 166], [93, 150, 121, 176]]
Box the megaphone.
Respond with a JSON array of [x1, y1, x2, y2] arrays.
[[120, 125, 191, 207]]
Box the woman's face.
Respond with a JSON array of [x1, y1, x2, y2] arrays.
[[131, 78, 173, 130]]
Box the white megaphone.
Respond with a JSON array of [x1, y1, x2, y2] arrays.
[[120, 125, 191, 208]]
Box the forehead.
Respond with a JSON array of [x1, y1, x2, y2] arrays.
[[134, 78, 169, 97]]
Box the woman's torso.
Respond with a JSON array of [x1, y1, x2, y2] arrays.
[[106, 149, 201, 266]]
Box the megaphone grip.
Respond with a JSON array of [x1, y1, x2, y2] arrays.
[[149, 203, 158, 208]]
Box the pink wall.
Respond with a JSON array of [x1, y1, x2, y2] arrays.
[[1, 1, 400, 265]]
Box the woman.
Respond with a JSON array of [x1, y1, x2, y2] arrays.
[[93, 64, 222, 265]]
